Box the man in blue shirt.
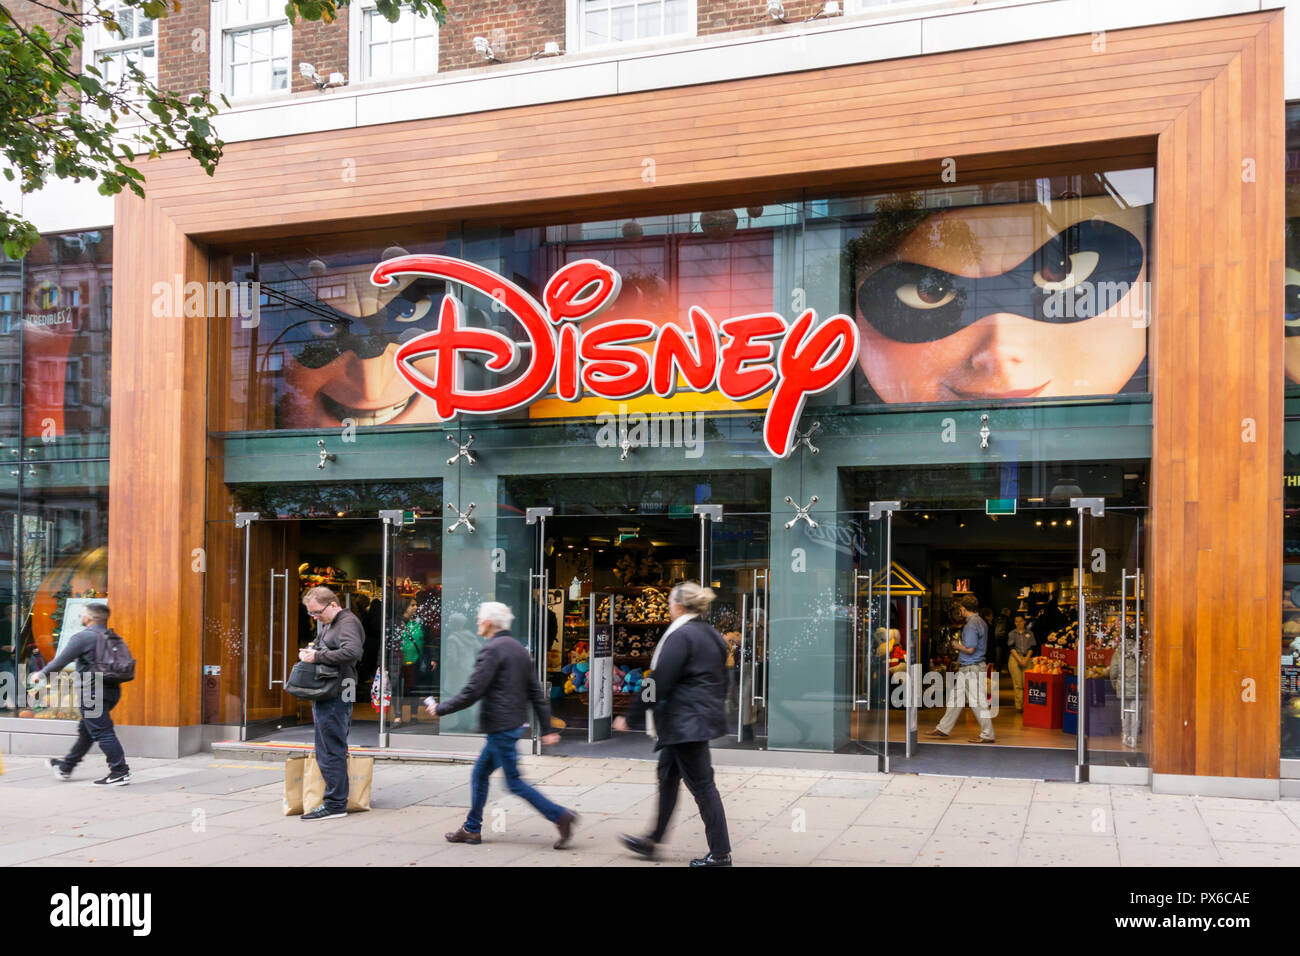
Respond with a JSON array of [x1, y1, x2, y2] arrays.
[[926, 595, 996, 743]]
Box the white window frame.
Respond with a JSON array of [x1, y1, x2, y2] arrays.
[[347, 0, 440, 85], [566, 0, 697, 54], [209, 0, 292, 101], [81, 0, 158, 97]]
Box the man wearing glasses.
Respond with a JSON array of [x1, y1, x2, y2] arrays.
[[299, 586, 365, 821]]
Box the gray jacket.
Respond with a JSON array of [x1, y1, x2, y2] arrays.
[[313, 609, 364, 691], [37, 624, 106, 676]]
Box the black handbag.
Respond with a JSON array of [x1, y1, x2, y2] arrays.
[[285, 631, 344, 700], [285, 660, 342, 700]]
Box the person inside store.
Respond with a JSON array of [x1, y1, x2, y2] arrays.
[[298, 586, 364, 820], [426, 601, 577, 849], [873, 611, 904, 707], [847, 194, 1149, 405], [395, 598, 423, 724], [993, 607, 1012, 672], [1006, 613, 1036, 713], [1030, 597, 1068, 644], [925, 595, 995, 743], [353, 594, 378, 689], [613, 582, 734, 867]]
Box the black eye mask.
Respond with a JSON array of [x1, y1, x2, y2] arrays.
[[263, 278, 446, 369], [855, 219, 1145, 344]]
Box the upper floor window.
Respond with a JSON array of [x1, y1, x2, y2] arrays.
[[84, 1, 157, 93], [350, 1, 439, 83], [213, 0, 291, 99], [572, 0, 694, 52]]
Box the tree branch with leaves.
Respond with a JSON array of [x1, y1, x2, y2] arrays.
[[0, 0, 445, 258]]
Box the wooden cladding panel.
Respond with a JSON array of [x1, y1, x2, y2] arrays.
[[130, 20, 1263, 240], [111, 11, 1285, 778], [1149, 15, 1283, 780], [108, 197, 208, 729]]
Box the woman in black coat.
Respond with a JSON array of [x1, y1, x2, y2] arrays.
[[613, 582, 733, 867]]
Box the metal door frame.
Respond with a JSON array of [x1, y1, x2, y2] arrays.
[[235, 512, 295, 742], [868, 501, 899, 771]]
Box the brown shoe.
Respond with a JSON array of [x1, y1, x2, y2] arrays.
[[445, 827, 482, 845], [968, 737, 995, 743], [923, 729, 949, 738], [554, 810, 578, 850]]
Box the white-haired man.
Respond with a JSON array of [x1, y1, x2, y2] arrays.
[[428, 601, 577, 848]]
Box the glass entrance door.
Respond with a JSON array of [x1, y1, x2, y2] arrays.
[[236, 513, 303, 740], [518, 505, 741, 751], [704, 506, 767, 748], [847, 502, 895, 769], [379, 510, 443, 745], [1075, 501, 1147, 775]]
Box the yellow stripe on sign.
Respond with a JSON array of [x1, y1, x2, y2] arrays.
[[529, 392, 769, 418]]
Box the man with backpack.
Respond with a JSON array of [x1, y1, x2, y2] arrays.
[[30, 603, 133, 786]]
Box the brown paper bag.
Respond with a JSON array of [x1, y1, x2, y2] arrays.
[[283, 755, 306, 815], [303, 754, 373, 813]]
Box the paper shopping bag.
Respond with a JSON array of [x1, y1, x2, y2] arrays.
[[283, 755, 306, 815], [303, 754, 373, 813]]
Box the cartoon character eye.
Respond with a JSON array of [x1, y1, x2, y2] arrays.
[[1033, 231, 1100, 291], [394, 296, 435, 323], [306, 318, 345, 338], [896, 269, 957, 310]]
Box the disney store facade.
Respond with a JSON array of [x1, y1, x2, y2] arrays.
[[96, 11, 1283, 795]]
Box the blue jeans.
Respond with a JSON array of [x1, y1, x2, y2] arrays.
[[464, 727, 566, 833], [312, 694, 352, 812]]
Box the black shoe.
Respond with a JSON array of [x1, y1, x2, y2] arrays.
[[93, 770, 130, 787], [445, 827, 482, 844], [619, 833, 657, 859], [553, 810, 578, 850], [689, 852, 732, 867], [47, 759, 71, 781], [301, 805, 346, 821]]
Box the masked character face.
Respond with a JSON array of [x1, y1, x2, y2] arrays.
[[1285, 214, 1300, 383], [853, 198, 1148, 403], [275, 263, 445, 427]]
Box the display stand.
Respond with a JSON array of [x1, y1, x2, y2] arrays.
[[1023, 671, 1064, 729]]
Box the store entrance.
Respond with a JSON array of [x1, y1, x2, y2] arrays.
[[848, 494, 1147, 780], [520, 505, 770, 755], [234, 512, 442, 746]]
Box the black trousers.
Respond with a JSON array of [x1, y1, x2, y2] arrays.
[[64, 682, 128, 774], [651, 740, 731, 856], [312, 694, 352, 811]]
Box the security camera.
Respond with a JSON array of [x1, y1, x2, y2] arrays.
[[298, 61, 344, 90], [766, 0, 786, 21], [473, 36, 497, 61]]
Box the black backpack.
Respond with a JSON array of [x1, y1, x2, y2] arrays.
[[92, 628, 136, 684]]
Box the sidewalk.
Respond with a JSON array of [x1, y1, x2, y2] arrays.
[[1, 751, 1298, 866]]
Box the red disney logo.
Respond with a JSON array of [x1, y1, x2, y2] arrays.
[[378, 255, 859, 458]]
